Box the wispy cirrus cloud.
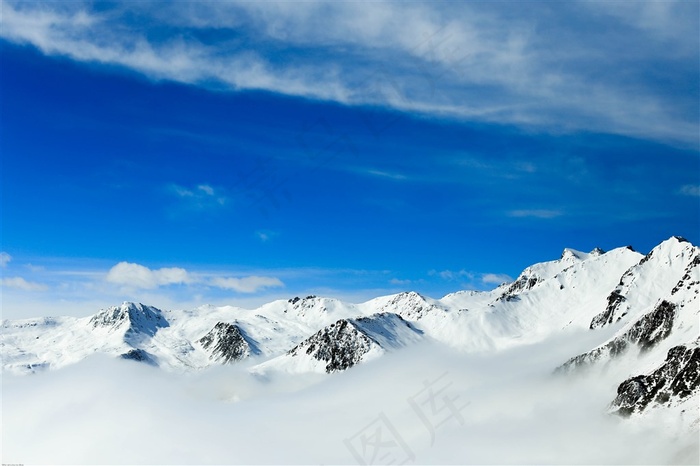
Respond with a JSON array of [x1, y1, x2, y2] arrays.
[[210, 276, 284, 294], [678, 184, 700, 197], [481, 273, 513, 285], [1, 1, 696, 147], [429, 269, 474, 281], [508, 209, 564, 219], [169, 183, 228, 210]]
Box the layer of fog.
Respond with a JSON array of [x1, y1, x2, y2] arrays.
[[2, 328, 698, 465]]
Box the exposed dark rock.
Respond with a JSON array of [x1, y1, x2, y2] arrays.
[[90, 302, 168, 336], [198, 322, 254, 363], [557, 301, 677, 372], [497, 275, 542, 302], [590, 290, 626, 329], [288, 319, 374, 373], [624, 300, 676, 353], [671, 254, 700, 295], [611, 342, 699, 417], [120, 348, 155, 365]]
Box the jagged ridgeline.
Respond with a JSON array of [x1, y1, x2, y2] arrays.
[[2, 236, 698, 419]]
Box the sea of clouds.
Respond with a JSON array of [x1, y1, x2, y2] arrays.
[[2, 328, 698, 465]]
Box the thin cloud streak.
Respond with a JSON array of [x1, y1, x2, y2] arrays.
[[508, 209, 564, 219], [1, 276, 48, 292]]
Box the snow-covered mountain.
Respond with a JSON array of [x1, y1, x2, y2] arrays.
[[2, 236, 698, 422]]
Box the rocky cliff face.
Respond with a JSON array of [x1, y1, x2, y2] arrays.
[[610, 340, 700, 417], [287, 319, 375, 373], [89, 302, 168, 336], [198, 322, 255, 363], [559, 300, 677, 372]]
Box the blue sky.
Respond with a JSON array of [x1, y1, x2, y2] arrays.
[[1, 1, 698, 317]]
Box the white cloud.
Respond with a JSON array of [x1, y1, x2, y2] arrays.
[[389, 278, 412, 286], [430, 269, 473, 281], [106, 262, 191, 289], [255, 230, 278, 242], [365, 169, 408, 181], [0, 276, 48, 291], [508, 209, 563, 219], [170, 183, 227, 208], [0, 252, 12, 267], [481, 273, 513, 285], [679, 184, 700, 197], [0, 1, 696, 146], [210, 276, 284, 293]]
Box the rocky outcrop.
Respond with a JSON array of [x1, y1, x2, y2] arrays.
[[198, 322, 255, 363], [285, 313, 423, 373], [120, 348, 156, 365], [611, 341, 700, 417], [288, 319, 374, 373], [558, 301, 677, 372], [90, 302, 168, 336], [590, 290, 626, 329]]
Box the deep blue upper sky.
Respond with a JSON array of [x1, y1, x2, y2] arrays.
[[1, 1, 698, 317]]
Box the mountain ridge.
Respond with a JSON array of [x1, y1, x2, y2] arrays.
[[3, 236, 698, 422]]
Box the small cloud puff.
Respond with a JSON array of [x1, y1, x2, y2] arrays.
[[1, 276, 48, 292], [481, 273, 513, 285], [0, 251, 11, 267], [255, 230, 278, 242], [210, 276, 284, 293], [169, 183, 228, 209], [106, 262, 191, 289]]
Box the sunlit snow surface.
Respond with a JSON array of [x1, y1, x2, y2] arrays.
[[2, 237, 699, 464]]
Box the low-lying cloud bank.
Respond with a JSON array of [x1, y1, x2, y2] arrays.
[[3, 332, 697, 464]]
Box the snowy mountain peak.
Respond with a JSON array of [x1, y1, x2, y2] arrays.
[[589, 238, 699, 330], [378, 291, 443, 320], [590, 247, 606, 256], [89, 302, 168, 336], [560, 248, 587, 261]]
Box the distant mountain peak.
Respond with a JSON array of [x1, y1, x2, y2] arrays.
[[89, 302, 168, 336], [560, 248, 586, 261], [590, 247, 606, 256]]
